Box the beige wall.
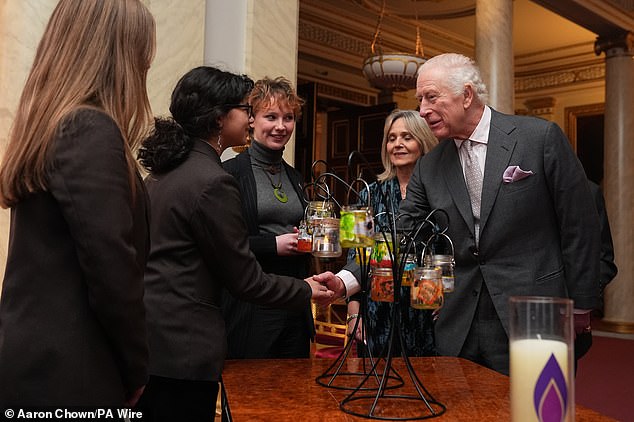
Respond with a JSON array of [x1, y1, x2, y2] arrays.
[[0, 1, 57, 287], [0, 0, 206, 291]]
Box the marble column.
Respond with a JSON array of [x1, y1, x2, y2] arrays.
[[594, 32, 634, 332], [205, 0, 300, 163], [475, 0, 514, 114]]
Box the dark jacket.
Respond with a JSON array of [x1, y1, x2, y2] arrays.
[[143, 140, 311, 381], [399, 109, 601, 357], [221, 151, 314, 358], [0, 109, 149, 406]]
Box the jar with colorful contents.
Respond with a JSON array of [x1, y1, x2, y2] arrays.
[[311, 217, 342, 258], [411, 268, 443, 309], [297, 220, 312, 253], [370, 267, 394, 302], [339, 205, 374, 248], [400, 254, 416, 287], [431, 254, 455, 292], [370, 233, 393, 269]]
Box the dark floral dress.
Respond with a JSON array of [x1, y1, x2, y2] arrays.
[[349, 178, 435, 357]]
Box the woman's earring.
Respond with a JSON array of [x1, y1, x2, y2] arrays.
[[217, 133, 223, 151]]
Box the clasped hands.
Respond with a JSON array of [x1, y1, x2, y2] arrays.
[[305, 271, 346, 306]]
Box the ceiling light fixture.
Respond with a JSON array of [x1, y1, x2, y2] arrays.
[[362, 0, 426, 92]]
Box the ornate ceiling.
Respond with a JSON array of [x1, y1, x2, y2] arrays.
[[297, 0, 628, 106], [351, 0, 475, 19]]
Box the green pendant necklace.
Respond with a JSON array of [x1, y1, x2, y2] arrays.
[[261, 166, 288, 203]]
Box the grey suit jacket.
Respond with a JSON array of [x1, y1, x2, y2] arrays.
[[399, 109, 601, 356], [143, 140, 311, 382]]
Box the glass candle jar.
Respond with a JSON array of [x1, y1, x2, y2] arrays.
[[297, 220, 312, 253], [411, 267, 443, 309], [400, 254, 416, 287], [370, 233, 393, 269], [431, 254, 455, 292], [305, 201, 335, 233], [311, 217, 342, 258], [339, 206, 374, 248], [370, 267, 394, 302]]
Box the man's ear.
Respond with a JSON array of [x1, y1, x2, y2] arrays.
[[463, 84, 475, 109]]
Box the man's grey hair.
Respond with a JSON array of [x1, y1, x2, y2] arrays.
[[420, 53, 489, 104]]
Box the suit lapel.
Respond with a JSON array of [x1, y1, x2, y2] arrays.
[[440, 141, 474, 235], [479, 111, 517, 234]]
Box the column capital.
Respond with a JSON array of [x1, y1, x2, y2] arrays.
[[594, 31, 634, 58]]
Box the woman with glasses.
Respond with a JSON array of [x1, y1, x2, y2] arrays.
[[221, 77, 313, 359], [136, 67, 335, 421]]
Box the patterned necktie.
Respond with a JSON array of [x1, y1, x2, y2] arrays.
[[463, 140, 483, 245]]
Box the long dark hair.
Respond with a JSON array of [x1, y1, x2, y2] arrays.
[[139, 66, 253, 174]]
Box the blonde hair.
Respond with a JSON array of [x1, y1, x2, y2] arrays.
[[377, 109, 438, 182], [0, 0, 156, 207], [249, 76, 304, 118]]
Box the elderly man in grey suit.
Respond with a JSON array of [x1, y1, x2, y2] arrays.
[[398, 53, 601, 375]]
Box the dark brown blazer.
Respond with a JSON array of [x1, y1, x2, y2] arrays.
[[0, 109, 149, 406], [143, 140, 311, 382]]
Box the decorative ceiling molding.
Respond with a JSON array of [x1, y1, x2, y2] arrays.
[[351, 0, 475, 20], [606, 0, 634, 12], [533, 0, 634, 34], [515, 63, 605, 92], [299, 21, 370, 58]]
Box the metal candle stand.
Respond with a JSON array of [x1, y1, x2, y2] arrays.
[[338, 210, 447, 420], [313, 175, 404, 391], [306, 154, 449, 419]]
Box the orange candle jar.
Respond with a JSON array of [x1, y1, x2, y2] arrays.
[[370, 267, 394, 302], [411, 267, 443, 309]]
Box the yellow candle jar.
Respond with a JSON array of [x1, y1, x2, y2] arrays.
[[339, 206, 374, 249]]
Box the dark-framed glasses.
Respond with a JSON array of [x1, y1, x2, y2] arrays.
[[226, 103, 253, 117]]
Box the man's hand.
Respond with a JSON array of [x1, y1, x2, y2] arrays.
[[305, 278, 335, 306], [312, 271, 346, 299]]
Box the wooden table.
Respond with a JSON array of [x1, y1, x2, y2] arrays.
[[222, 357, 615, 421]]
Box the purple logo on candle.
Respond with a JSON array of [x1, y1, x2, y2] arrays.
[[533, 353, 568, 422]]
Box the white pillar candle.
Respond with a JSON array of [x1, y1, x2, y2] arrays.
[[510, 338, 571, 422]]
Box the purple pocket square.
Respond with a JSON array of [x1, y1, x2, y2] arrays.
[[503, 166, 533, 183]]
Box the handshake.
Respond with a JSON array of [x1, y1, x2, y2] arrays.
[[305, 271, 346, 306]]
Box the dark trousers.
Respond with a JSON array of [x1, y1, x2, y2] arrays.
[[459, 282, 510, 375], [232, 308, 311, 359], [137, 375, 219, 422]]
